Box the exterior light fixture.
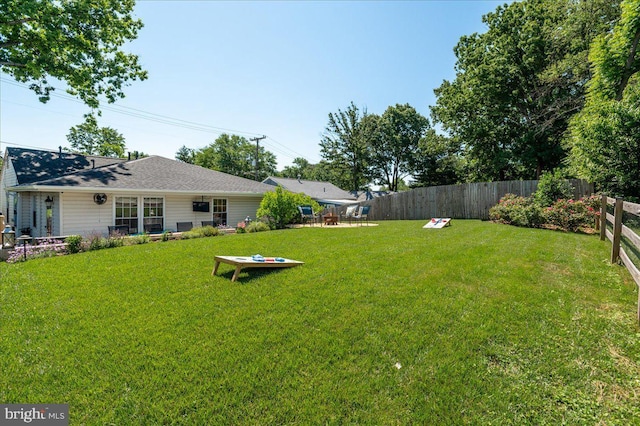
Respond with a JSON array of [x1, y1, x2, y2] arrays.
[[45, 196, 54, 236], [2, 225, 15, 249], [16, 234, 32, 261]]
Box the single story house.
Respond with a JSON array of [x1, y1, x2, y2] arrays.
[[262, 176, 357, 206], [1, 147, 274, 238]]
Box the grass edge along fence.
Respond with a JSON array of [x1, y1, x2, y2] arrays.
[[600, 195, 640, 322]]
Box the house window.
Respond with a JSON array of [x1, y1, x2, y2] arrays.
[[143, 197, 164, 233], [212, 199, 227, 226], [115, 196, 138, 234]]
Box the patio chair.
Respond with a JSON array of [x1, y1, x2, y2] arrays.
[[354, 205, 371, 226], [176, 222, 193, 232], [108, 225, 129, 236], [343, 205, 358, 225], [297, 205, 317, 226], [144, 223, 163, 234]]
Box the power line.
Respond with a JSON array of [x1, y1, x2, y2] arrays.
[[0, 77, 264, 137], [1, 77, 319, 165]]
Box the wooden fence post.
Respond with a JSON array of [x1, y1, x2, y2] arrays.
[[600, 194, 607, 241], [611, 197, 624, 264]]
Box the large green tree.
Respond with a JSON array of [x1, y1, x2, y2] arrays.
[[410, 131, 466, 188], [431, 0, 620, 181], [279, 157, 335, 182], [319, 102, 372, 192], [175, 145, 195, 164], [1, 0, 147, 108], [66, 115, 126, 157], [367, 104, 430, 192], [193, 134, 277, 181], [568, 0, 640, 199]]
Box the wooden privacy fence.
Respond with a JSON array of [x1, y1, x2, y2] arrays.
[[600, 195, 640, 322], [355, 179, 593, 221]]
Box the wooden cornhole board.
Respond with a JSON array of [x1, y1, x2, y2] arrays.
[[212, 255, 304, 282], [423, 218, 451, 229]]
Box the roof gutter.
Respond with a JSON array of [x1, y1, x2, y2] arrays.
[[5, 185, 272, 197]]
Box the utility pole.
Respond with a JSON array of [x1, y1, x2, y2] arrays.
[[250, 135, 266, 181]]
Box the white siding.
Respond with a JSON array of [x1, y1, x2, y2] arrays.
[[61, 192, 114, 236], [0, 157, 18, 224], [18, 192, 61, 238], [227, 196, 262, 226], [59, 192, 265, 236], [165, 194, 264, 230], [164, 194, 211, 231]]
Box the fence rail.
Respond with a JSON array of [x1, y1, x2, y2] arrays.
[[600, 195, 640, 322], [355, 179, 593, 221]]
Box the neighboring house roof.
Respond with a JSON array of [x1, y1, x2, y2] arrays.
[[262, 176, 356, 202], [7, 147, 125, 185], [6, 149, 274, 195], [351, 190, 392, 202]]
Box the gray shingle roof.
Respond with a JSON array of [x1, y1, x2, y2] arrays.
[[262, 176, 356, 200], [7, 147, 125, 185], [10, 150, 275, 194]]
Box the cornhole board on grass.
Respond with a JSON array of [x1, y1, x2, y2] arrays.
[[212, 255, 304, 282], [423, 218, 451, 229]]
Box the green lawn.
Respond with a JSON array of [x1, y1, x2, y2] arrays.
[[1, 220, 639, 424]]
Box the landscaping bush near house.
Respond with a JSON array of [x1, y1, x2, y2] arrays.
[[246, 221, 270, 233], [65, 235, 83, 254], [180, 226, 219, 240], [127, 234, 151, 245], [257, 186, 321, 229]]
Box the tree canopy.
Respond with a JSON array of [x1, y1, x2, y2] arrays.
[[184, 134, 277, 181], [66, 115, 126, 157], [431, 0, 621, 181], [319, 102, 372, 192], [1, 0, 147, 108], [367, 104, 430, 192], [567, 0, 640, 199]]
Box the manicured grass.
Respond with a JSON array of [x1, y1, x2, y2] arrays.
[[1, 220, 639, 424]]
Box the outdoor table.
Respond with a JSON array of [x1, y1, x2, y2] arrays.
[[323, 215, 339, 225], [212, 255, 304, 282]]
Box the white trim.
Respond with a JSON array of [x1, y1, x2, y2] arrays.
[[59, 192, 65, 236], [211, 197, 229, 226]]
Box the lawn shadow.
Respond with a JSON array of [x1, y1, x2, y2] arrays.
[[216, 267, 291, 284]]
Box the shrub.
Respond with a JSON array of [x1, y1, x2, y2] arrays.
[[257, 186, 321, 229], [66, 235, 83, 254], [544, 198, 598, 232], [104, 236, 124, 249], [86, 232, 106, 251], [257, 215, 276, 230], [489, 194, 545, 228], [246, 221, 270, 233], [161, 231, 172, 242], [533, 170, 574, 207], [126, 234, 150, 245], [181, 226, 219, 240]]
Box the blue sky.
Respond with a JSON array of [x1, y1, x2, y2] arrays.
[[0, 0, 507, 169]]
